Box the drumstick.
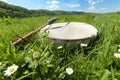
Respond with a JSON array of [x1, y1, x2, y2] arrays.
[[11, 17, 58, 46]]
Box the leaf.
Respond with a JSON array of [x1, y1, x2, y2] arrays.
[[29, 60, 38, 68], [16, 72, 36, 80], [0, 42, 5, 48], [101, 69, 111, 80], [6, 43, 11, 55], [47, 64, 54, 67], [0, 61, 8, 71], [104, 40, 111, 58], [59, 72, 65, 79], [25, 57, 32, 63], [11, 47, 16, 59], [24, 44, 30, 50]]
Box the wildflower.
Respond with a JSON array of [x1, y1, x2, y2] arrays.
[[33, 52, 41, 59], [4, 64, 18, 77], [118, 49, 120, 53], [66, 67, 74, 75], [80, 43, 88, 47], [0, 62, 2, 66], [114, 53, 120, 58], [57, 46, 63, 49]]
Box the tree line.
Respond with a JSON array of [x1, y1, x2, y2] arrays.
[[0, 1, 84, 18]]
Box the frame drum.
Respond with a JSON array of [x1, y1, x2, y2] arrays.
[[40, 22, 98, 47]]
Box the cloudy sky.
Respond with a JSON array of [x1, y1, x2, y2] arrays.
[[0, 0, 120, 13]]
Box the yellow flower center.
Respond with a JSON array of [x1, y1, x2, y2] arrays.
[[9, 67, 14, 72], [68, 70, 71, 73]]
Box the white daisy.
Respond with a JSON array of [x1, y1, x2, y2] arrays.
[[118, 45, 120, 48], [66, 67, 74, 75], [4, 64, 18, 77], [57, 46, 63, 49], [114, 53, 120, 58], [80, 43, 88, 47], [118, 49, 120, 53], [0, 62, 2, 66]]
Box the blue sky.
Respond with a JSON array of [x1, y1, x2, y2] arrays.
[[1, 0, 120, 13]]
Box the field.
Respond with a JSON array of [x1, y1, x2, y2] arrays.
[[0, 13, 120, 80]]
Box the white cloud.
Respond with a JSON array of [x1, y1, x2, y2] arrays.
[[46, 0, 59, 10], [96, 0, 103, 3], [88, 0, 92, 4], [117, 8, 120, 11], [76, 9, 82, 12], [47, 0, 59, 4], [95, 8, 107, 13], [86, 0, 95, 5], [91, 1, 95, 5], [95, 8, 118, 13], [0, 0, 7, 2], [86, 0, 96, 12], [88, 5, 95, 11], [37, 5, 41, 9], [48, 4, 59, 9], [85, 0, 103, 12], [68, 4, 80, 8]]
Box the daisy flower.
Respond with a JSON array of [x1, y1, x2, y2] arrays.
[[0, 62, 2, 66], [66, 67, 74, 75], [57, 46, 63, 49], [118, 45, 120, 48], [80, 43, 88, 47], [118, 49, 120, 53], [4, 64, 18, 77], [114, 53, 120, 58]]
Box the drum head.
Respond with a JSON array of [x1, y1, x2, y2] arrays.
[[40, 22, 98, 40]]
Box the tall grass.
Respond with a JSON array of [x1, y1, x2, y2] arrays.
[[0, 13, 120, 80]]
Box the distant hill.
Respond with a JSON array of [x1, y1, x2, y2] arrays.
[[0, 1, 84, 18], [0, 1, 32, 17]]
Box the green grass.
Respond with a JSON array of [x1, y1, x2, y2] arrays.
[[0, 13, 120, 80]]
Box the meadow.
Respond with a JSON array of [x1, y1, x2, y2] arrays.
[[0, 13, 120, 80]]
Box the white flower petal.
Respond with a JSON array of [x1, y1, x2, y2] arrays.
[[66, 67, 74, 75], [4, 64, 18, 77], [114, 53, 120, 58], [57, 46, 63, 49], [0, 62, 2, 66], [118, 45, 120, 48], [80, 43, 88, 47], [118, 49, 120, 52]]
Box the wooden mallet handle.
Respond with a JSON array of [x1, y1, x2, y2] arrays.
[[11, 17, 58, 46]]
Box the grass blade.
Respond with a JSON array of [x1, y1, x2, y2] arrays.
[[16, 72, 36, 80]]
